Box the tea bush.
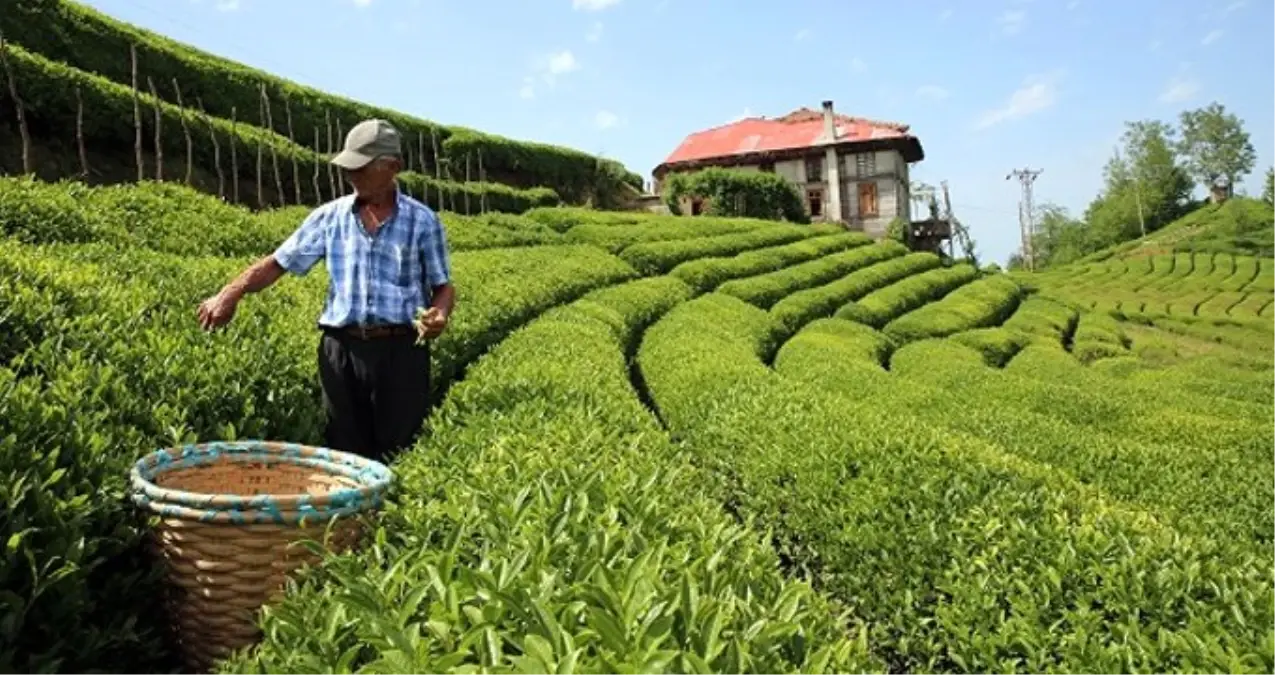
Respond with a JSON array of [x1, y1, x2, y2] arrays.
[[3, 172, 1272, 673]]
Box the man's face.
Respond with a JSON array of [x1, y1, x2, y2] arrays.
[[345, 157, 398, 197]]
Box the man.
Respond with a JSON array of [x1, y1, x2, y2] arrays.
[[197, 118, 456, 465]]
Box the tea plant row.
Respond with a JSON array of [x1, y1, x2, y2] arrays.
[[638, 292, 1273, 673]]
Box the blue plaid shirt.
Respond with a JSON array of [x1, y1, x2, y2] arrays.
[[272, 189, 452, 328]]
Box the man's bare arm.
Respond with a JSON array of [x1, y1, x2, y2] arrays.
[[221, 255, 287, 301], [430, 282, 456, 318]]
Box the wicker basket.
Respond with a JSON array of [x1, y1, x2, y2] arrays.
[[129, 440, 393, 673]]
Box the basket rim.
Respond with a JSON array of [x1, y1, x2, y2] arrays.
[[129, 440, 392, 518]]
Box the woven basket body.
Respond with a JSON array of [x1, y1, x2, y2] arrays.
[[130, 441, 392, 673]]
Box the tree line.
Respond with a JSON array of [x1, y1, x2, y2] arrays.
[[1015, 101, 1265, 269]]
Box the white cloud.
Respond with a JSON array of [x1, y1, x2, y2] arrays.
[[214, 0, 239, 10], [586, 21, 603, 42], [546, 50, 579, 76], [1202, 0, 1247, 20], [1066, 0, 1080, 9], [352, 0, 372, 6], [1201, 29, 1223, 45], [916, 85, 950, 101], [518, 77, 536, 100], [518, 50, 579, 99], [1159, 76, 1200, 103], [728, 107, 754, 123], [975, 71, 1061, 129], [794, 28, 812, 42], [595, 110, 620, 129], [573, 0, 620, 11], [939, 8, 953, 21], [996, 9, 1026, 35], [850, 57, 868, 73]]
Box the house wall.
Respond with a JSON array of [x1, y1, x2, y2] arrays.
[[656, 147, 915, 234], [836, 149, 911, 236], [774, 159, 804, 185]]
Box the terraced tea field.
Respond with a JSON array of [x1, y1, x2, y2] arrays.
[[1, 176, 1272, 674], [1037, 248, 1273, 320]]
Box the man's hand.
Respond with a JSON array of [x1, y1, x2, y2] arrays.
[[414, 306, 448, 340], [198, 291, 240, 331], [197, 256, 286, 332]]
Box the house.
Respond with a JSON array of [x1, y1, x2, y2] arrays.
[[652, 100, 925, 238]]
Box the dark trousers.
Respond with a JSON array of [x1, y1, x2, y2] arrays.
[[317, 329, 431, 465]]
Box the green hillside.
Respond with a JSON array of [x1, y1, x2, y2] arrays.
[[0, 0, 643, 210], [2, 175, 1272, 674], [1073, 197, 1274, 263], [1020, 199, 1275, 335]]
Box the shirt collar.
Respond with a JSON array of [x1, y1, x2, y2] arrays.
[[348, 186, 403, 220]]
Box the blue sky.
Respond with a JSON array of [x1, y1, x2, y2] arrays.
[[81, 0, 1273, 265]]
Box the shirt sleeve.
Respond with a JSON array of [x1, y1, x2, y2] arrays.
[[272, 208, 328, 276], [420, 208, 453, 288]]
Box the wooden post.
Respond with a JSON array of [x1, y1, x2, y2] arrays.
[[0, 34, 33, 175], [255, 91, 265, 208], [196, 96, 225, 199], [464, 153, 471, 214], [171, 78, 192, 185], [311, 126, 323, 202], [325, 110, 337, 199], [146, 76, 163, 181], [429, 127, 444, 211], [259, 83, 284, 206], [429, 128, 442, 181], [417, 133, 429, 209], [131, 44, 143, 181], [74, 86, 89, 177], [399, 135, 412, 203], [334, 117, 345, 196], [229, 105, 240, 203], [404, 133, 414, 178], [478, 149, 487, 213], [284, 97, 301, 204]]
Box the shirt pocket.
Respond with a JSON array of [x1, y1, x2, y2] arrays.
[[380, 243, 414, 289]]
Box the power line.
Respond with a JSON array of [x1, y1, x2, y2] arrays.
[[1006, 167, 1043, 270]]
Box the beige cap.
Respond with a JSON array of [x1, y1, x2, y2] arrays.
[[330, 119, 402, 170]]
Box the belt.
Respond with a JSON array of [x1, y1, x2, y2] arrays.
[[330, 323, 416, 340]]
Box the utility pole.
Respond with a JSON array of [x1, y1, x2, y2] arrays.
[[1006, 167, 1043, 270]]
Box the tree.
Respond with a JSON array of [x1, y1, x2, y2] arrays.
[[1118, 119, 1194, 232], [1074, 120, 1194, 255], [1177, 102, 1257, 195], [1263, 167, 1273, 207], [1030, 202, 1092, 267], [663, 167, 809, 223]]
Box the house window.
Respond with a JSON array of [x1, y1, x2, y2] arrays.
[[691, 197, 704, 216], [805, 156, 823, 183], [855, 153, 876, 178], [857, 182, 879, 218], [807, 189, 823, 217], [759, 160, 775, 173]]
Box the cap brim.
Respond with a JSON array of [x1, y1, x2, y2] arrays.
[[330, 150, 374, 170]]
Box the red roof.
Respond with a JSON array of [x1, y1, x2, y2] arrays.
[[657, 107, 922, 170]]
